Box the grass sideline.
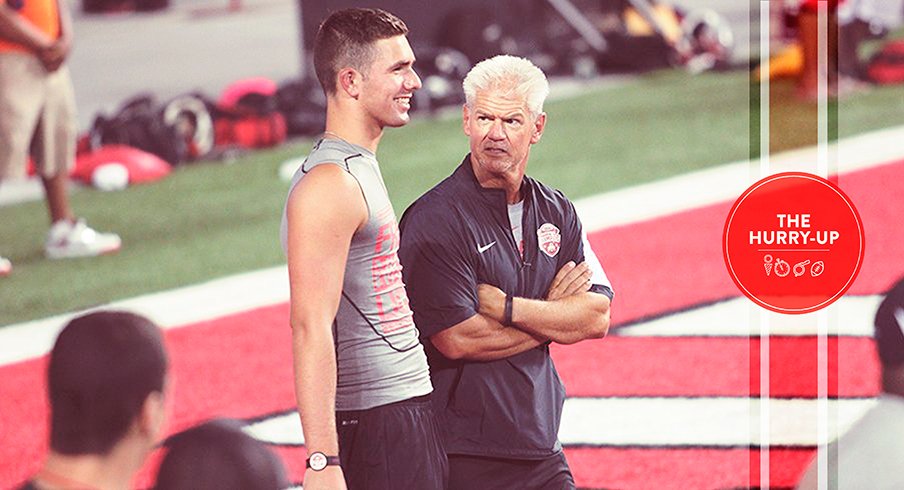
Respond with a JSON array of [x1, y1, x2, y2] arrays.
[[3, 68, 904, 326]]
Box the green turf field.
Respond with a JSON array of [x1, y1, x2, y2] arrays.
[[2, 68, 904, 325]]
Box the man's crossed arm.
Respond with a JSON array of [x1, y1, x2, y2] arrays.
[[430, 261, 610, 361]]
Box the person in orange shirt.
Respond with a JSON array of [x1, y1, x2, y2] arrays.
[[0, 0, 121, 277]]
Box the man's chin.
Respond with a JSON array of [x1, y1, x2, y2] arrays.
[[476, 155, 514, 173], [384, 113, 410, 128]]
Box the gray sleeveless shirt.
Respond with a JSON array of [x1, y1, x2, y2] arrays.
[[280, 138, 432, 411]]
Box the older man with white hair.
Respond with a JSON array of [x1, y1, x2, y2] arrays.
[[399, 55, 614, 489]]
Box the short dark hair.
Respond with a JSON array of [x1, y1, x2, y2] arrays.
[[875, 276, 904, 367], [154, 419, 288, 490], [313, 7, 408, 95], [49, 311, 168, 455]]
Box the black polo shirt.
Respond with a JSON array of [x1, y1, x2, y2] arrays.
[[399, 155, 612, 460]]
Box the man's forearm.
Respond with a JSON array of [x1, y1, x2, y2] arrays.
[[462, 314, 546, 361], [292, 323, 339, 454], [509, 292, 610, 345], [431, 313, 546, 362]]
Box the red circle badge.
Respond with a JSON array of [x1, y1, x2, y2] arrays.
[[723, 172, 865, 314]]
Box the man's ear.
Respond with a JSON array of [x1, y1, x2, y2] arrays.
[[138, 391, 166, 441], [530, 112, 547, 144], [462, 104, 471, 137], [338, 68, 362, 99]]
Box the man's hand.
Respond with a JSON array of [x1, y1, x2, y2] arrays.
[[480, 259, 608, 344], [303, 466, 347, 490], [546, 261, 592, 301], [38, 35, 70, 72], [477, 283, 506, 323], [478, 261, 592, 323]]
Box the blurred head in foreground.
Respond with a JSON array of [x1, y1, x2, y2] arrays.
[[875, 276, 904, 395], [154, 419, 288, 490], [27, 310, 169, 490]]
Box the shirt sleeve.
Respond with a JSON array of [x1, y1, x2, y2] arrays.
[[560, 197, 614, 300], [583, 229, 614, 300], [399, 203, 479, 339]]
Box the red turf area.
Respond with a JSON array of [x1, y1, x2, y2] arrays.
[[0, 160, 900, 488]]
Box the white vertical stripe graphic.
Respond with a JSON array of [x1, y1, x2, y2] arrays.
[[818, 308, 830, 490], [758, 2, 772, 485], [817, 3, 830, 488], [759, 0, 771, 178], [817, 3, 829, 179]]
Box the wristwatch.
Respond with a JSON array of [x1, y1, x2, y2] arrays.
[[306, 451, 341, 471]]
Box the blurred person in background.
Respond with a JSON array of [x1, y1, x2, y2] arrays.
[[16, 310, 169, 490], [398, 55, 613, 490], [0, 0, 120, 277], [797, 276, 904, 489], [280, 7, 445, 490], [837, 0, 904, 83], [154, 419, 288, 490]]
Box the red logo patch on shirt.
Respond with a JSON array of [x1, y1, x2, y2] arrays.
[[537, 223, 561, 258]]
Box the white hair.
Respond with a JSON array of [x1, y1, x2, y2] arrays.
[[462, 55, 550, 118]]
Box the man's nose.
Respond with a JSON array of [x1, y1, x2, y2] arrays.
[[488, 119, 506, 140], [405, 69, 422, 91]]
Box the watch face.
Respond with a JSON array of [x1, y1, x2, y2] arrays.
[[309, 452, 328, 471]]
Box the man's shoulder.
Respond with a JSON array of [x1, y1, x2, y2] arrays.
[[401, 173, 465, 227], [287, 142, 356, 192], [290, 162, 358, 194], [526, 175, 576, 215], [415, 179, 460, 208], [304, 139, 371, 170]]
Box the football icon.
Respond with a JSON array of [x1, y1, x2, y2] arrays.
[[811, 261, 825, 277]]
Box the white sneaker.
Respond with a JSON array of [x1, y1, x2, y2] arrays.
[[45, 219, 122, 259], [0, 256, 10, 276]]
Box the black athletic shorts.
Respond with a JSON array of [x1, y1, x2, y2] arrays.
[[448, 451, 575, 490], [336, 394, 447, 490]]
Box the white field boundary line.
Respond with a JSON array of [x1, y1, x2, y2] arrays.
[[0, 267, 289, 365], [574, 125, 904, 231], [244, 397, 877, 447], [2, 127, 901, 366], [615, 295, 880, 337]]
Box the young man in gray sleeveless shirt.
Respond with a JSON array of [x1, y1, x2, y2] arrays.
[[279, 8, 445, 490]]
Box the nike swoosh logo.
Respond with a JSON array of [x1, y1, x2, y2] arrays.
[[477, 241, 497, 254]]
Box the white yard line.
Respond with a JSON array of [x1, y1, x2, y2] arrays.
[[2, 127, 900, 366], [574, 125, 904, 231], [615, 295, 880, 337], [0, 267, 288, 365], [244, 396, 876, 447]]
